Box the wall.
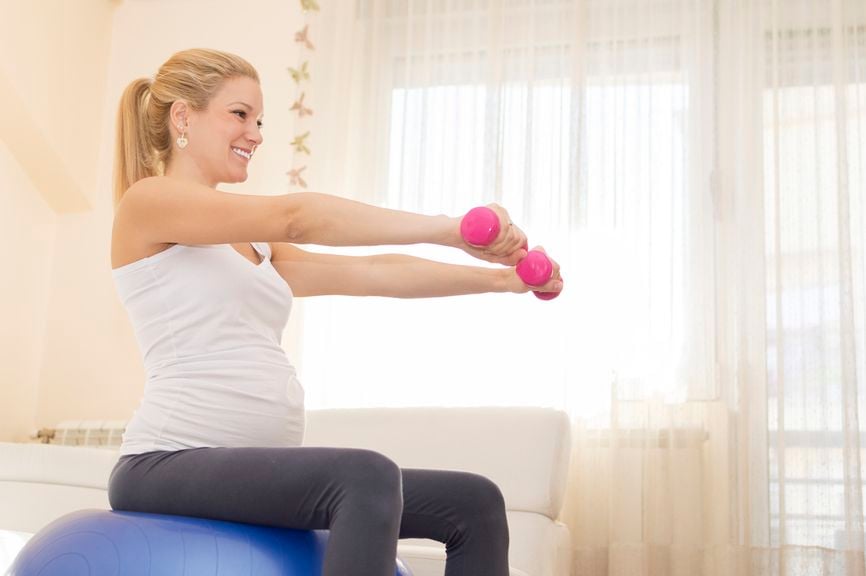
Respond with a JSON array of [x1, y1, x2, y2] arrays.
[[0, 0, 115, 441], [0, 141, 55, 441], [1, 0, 307, 439]]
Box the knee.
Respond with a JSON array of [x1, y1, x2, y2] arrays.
[[458, 473, 508, 533], [339, 449, 403, 522]]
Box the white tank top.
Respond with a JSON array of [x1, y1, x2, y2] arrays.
[[112, 242, 305, 456]]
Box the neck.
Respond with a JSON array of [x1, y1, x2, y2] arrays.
[[164, 158, 218, 189]]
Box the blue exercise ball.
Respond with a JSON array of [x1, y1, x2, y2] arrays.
[[9, 509, 413, 576]]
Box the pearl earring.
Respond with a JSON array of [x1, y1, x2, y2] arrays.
[[176, 124, 188, 149]]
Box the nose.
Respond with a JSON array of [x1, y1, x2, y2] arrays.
[[249, 127, 263, 148]]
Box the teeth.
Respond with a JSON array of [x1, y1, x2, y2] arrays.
[[231, 147, 252, 160]]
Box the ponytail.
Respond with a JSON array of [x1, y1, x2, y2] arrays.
[[113, 78, 156, 207]]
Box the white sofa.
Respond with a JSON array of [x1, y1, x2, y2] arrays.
[[0, 407, 572, 576]]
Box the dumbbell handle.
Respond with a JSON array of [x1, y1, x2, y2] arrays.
[[460, 207, 561, 300]]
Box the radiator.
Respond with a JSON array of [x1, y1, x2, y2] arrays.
[[37, 420, 127, 448]]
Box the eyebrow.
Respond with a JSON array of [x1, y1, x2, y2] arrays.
[[228, 101, 264, 118]]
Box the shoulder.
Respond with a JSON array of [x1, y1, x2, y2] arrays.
[[125, 175, 169, 196], [115, 180, 292, 247], [114, 177, 167, 229], [116, 176, 170, 216], [121, 176, 178, 202]]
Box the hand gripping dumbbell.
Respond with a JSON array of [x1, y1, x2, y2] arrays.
[[460, 206, 562, 300]]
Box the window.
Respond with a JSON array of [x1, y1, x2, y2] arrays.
[[297, 0, 716, 421], [764, 76, 866, 548], [299, 78, 698, 420]]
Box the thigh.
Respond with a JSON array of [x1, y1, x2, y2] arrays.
[[398, 468, 507, 542], [108, 446, 389, 531]]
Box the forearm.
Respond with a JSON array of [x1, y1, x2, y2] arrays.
[[285, 192, 461, 248], [364, 254, 511, 298], [282, 252, 513, 298]]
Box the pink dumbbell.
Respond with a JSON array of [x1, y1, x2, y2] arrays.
[[460, 206, 502, 246], [461, 206, 562, 300]]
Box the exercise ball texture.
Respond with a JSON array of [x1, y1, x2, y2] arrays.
[[9, 509, 412, 576]]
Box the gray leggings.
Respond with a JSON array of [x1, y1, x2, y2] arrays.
[[108, 447, 510, 576]]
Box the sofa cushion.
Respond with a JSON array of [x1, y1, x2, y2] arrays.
[[0, 443, 118, 489], [303, 407, 571, 519], [398, 510, 570, 576], [0, 443, 118, 533]]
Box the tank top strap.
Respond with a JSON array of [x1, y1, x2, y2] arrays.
[[252, 242, 272, 261]]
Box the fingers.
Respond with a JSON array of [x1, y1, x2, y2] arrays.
[[540, 275, 564, 293], [482, 204, 527, 263], [483, 234, 527, 266], [459, 206, 561, 293], [507, 252, 562, 295], [527, 245, 563, 294]]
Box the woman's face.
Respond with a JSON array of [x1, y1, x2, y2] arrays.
[[187, 76, 264, 185]]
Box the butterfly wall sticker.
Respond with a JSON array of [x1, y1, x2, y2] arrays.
[[291, 132, 311, 155], [288, 61, 310, 84], [288, 0, 318, 192], [287, 166, 308, 188], [295, 25, 315, 50], [299, 0, 320, 12], [290, 93, 314, 117]]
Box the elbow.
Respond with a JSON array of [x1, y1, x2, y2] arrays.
[[283, 192, 339, 246], [282, 194, 314, 244], [284, 218, 305, 243]]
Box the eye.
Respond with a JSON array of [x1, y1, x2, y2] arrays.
[[233, 110, 263, 130]]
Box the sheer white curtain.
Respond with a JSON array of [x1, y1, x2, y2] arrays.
[[722, 0, 866, 572], [297, 0, 866, 574]]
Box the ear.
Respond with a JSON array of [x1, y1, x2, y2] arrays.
[[169, 100, 190, 132]]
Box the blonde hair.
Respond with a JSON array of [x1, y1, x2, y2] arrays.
[[113, 48, 260, 206]]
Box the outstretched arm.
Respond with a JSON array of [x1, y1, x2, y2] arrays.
[[282, 193, 527, 266], [270, 243, 562, 298], [118, 177, 527, 266], [285, 193, 458, 247]]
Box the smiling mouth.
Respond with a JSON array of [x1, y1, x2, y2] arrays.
[[231, 147, 253, 160]]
